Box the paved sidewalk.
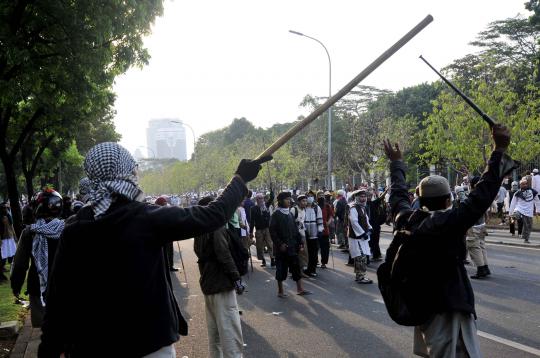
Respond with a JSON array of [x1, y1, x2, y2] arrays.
[[9, 317, 39, 358]]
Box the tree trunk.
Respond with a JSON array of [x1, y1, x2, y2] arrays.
[[0, 156, 23, 237], [24, 170, 34, 199]]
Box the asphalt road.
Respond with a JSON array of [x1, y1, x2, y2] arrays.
[[170, 230, 540, 358]]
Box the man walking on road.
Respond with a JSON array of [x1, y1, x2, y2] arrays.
[[303, 192, 323, 277], [250, 193, 275, 267], [348, 188, 373, 284], [270, 191, 311, 298], [383, 124, 515, 358], [290, 195, 308, 271], [509, 178, 539, 243], [334, 190, 348, 250], [194, 196, 245, 358]]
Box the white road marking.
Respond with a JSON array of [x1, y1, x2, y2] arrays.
[[477, 330, 540, 356], [372, 299, 540, 356]]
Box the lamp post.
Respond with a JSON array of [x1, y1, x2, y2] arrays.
[[170, 120, 196, 159], [289, 30, 333, 189], [137, 145, 156, 159]]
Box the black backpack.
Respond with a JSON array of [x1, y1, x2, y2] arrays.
[[225, 227, 250, 277], [377, 209, 433, 326]]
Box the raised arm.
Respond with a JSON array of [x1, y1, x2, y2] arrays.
[[149, 157, 272, 242], [448, 125, 516, 231], [150, 176, 247, 242], [383, 140, 412, 220]]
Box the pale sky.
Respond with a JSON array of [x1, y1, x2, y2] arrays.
[[113, 0, 528, 158]]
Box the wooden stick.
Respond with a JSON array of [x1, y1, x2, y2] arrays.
[[255, 14, 434, 160]]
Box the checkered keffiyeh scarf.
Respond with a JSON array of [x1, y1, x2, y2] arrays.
[[79, 177, 92, 203], [30, 218, 65, 300], [84, 142, 142, 218]]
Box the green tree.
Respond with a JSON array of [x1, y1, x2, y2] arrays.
[[0, 1, 163, 234]]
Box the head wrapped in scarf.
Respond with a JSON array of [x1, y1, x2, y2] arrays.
[[78, 177, 92, 203], [84, 142, 142, 218]]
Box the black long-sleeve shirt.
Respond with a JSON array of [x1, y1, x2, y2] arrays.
[[249, 205, 271, 233], [387, 150, 516, 317], [269, 210, 301, 257], [39, 176, 247, 358]]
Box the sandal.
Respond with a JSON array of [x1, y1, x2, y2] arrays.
[[297, 290, 312, 296], [277, 293, 289, 298]]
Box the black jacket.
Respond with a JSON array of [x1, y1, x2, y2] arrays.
[[335, 197, 347, 222], [194, 226, 240, 295], [249, 205, 271, 233], [38, 176, 247, 358], [387, 150, 515, 318], [11, 228, 59, 297], [269, 210, 302, 257]]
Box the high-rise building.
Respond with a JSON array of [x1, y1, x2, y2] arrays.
[[146, 118, 187, 161]]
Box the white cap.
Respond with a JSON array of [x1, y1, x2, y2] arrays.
[[533, 168, 539, 174], [419, 175, 451, 198]]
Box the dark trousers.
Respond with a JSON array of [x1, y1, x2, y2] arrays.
[[306, 238, 319, 274], [368, 225, 382, 259], [509, 217, 523, 236], [165, 242, 174, 269], [275, 255, 301, 281], [318, 234, 330, 265]]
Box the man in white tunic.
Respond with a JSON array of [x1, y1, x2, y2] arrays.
[[348, 188, 373, 284]]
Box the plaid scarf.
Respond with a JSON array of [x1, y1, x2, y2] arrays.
[[30, 218, 65, 300], [79, 177, 92, 203], [84, 142, 142, 218]]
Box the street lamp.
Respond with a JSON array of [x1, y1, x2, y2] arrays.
[[170, 120, 196, 159], [289, 29, 333, 190], [137, 145, 156, 159]]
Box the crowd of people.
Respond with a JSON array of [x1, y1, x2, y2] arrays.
[[0, 125, 537, 357]]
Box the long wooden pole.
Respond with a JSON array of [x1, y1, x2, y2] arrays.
[[255, 15, 434, 160]]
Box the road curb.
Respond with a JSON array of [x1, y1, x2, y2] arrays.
[[485, 240, 540, 248]]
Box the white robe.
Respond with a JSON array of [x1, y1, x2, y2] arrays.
[[348, 205, 372, 258]]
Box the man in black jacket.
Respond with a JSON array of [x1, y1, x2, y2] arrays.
[[269, 192, 311, 298], [194, 196, 245, 358], [383, 124, 514, 358], [38, 142, 270, 358], [365, 188, 385, 262]]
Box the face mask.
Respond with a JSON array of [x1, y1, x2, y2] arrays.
[[307, 197, 314, 204]]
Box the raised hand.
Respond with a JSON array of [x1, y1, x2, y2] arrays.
[[235, 155, 273, 182], [383, 139, 402, 161], [492, 124, 510, 152]]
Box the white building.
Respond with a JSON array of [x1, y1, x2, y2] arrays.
[[146, 118, 187, 161]]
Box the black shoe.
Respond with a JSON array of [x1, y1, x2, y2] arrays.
[[372, 256, 383, 262], [483, 265, 491, 276], [270, 258, 276, 267], [321, 264, 327, 269], [261, 260, 267, 267], [170, 267, 179, 272], [470, 267, 487, 279], [303, 270, 316, 278]]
